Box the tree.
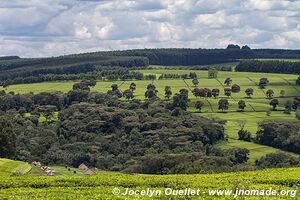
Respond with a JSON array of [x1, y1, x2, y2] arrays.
[[208, 68, 218, 78], [269, 99, 279, 111], [280, 90, 285, 97], [266, 89, 274, 98], [245, 88, 254, 98], [284, 100, 293, 114], [224, 88, 232, 97], [164, 86, 172, 100], [73, 81, 90, 91], [228, 148, 249, 164], [123, 89, 134, 101], [0, 116, 16, 158], [238, 130, 251, 142], [218, 98, 229, 112], [192, 78, 199, 87], [195, 100, 204, 112], [259, 78, 269, 89], [224, 78, 232, 86], [212, 89, 220, 98], [172, 89, 189, 111], [231, 84, 240, 93], [130, 83, 136, 92], [238, 100, 246, 111], [193, 88, 207, 98]]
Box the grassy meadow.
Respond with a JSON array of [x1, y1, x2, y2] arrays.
[[1, 66, 300, 162]]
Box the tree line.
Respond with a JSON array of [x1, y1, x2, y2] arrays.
[[236, 59, 300, 74]]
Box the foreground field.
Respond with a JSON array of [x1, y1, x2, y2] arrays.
[[0, 164, 299, 199]]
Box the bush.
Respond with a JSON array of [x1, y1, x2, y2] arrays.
[[255, 153, 300, 168], [238, 130, 251, 142]]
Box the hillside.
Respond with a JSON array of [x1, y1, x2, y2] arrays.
[[0, 158, 31, 176], [0, 165, 299, 199]]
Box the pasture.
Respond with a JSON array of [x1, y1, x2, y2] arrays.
[[0, 158, 31, 176], [1, 67, 300, 162]]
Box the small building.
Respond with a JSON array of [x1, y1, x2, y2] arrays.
[[84, 169, 94, 175], [78, 163, 89, 171]]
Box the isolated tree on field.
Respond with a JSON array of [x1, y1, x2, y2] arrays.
[[266, 89, 274, 99], [0, 116, 16, 158], [164, 86, 172, 100], [108, 84, 122, 98], [145, 84, 158, 99], [208, 68, 218, 78], [238, 100, 246, 112], [147, 83, 156, 90], [189, 72, 197, 79], [192, 78, 199, 87], [111, 84, 119, 91], [245, 88, 254, 98], [231, 84, 241, 93], [224, 88, 232, 97], [270, 99, 279, 111], [235, 120, 247, 130], [130, 83, 136, 92], [192, 88, 201, 98], [179, 88, 189, 98], [212, 89, 220, 98], [293, 97, 300, 110], [224, 78, 232, 86], [259, 78, 269, 89], [284, 100, 293, 114], [73, 81, 90, 91], [195, 100, 204, 112], [123, 89, 134, 101], [280, 90, 285, 97], [172, 90, 189, 111], [205, 88, 212, 98], [145, 89, 157, 99], [218, 98, 229, 112]]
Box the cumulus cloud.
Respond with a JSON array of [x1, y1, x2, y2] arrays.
[[0, 0, 299, 57]]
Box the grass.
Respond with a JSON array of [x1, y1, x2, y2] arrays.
[[0, 158, 31, 176], [200, 112, 298, 163], [1, 67, 300, 163], [50, 166, 85, 176], [0, 166, 299, 199]]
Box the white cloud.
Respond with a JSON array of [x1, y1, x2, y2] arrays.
[[0, 0, 299, 57]]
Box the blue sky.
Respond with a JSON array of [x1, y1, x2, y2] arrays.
[[0, 0, 299, 57]]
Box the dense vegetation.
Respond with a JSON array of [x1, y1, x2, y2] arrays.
[[236, 59, 300, 74], [1, 82, 265, 174], [255, 121, 300, 153]]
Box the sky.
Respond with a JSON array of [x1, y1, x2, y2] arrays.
[[0, 0, 299, 57]]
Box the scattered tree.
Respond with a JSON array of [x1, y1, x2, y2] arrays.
[[266, 89, 274, 99], [224, 88, 232, 97], [238, 100, 246, 112], [164, 86, 172, 100], [192, 78, 199, 87], [218, 98, 229, 112], [245, 88, 254, 98], [259, 78, 269, 89], [195, 100, 204, 112], [224, 78, 232, 86], [269, 99, 279, 111]]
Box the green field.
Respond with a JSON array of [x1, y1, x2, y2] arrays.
[[0, 159, 299, 199], [0, 158, 31, 176], [1, 68, 300, 162]]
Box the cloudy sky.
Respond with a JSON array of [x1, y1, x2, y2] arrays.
[[0, 0, 299, 57]]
